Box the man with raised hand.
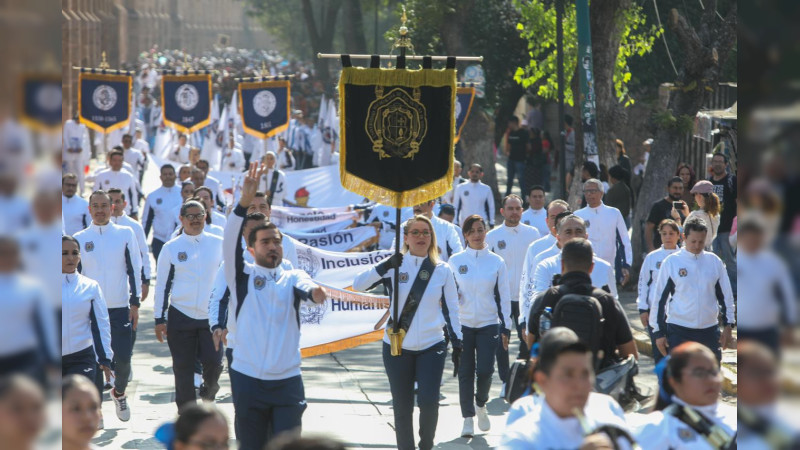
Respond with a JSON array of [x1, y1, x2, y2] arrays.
[[224, 163, 327, 449]]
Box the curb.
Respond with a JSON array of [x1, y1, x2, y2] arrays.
[[632, 330, 738, 396]]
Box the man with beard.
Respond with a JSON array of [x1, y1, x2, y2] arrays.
[[74, 190, 142, 423], [224, 163, 326, 449], [645, 176, 687, 252]]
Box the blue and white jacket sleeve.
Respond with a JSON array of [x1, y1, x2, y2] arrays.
[[154, 244, 172, 325], [209, 264, 230, 332], [123, 227, 143, 306], [89, 283, 114, 367], [497, 262, 512, 335], [637, 253, 654, 313]]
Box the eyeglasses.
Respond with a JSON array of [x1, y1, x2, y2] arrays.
[[182, 212, 206, 221], [188, 440, 228, 450], [408, 230, 431, 237], [685, 368, 722, 380]]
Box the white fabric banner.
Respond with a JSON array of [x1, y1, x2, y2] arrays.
[[208, 164, 366, 208], [270, 209, 360, 230], [294, 218, 357, 234], [299, 283, 388, 352], [272, 205, 352, 216], [285, 226, 377, 252], [294, 240, 391, 289]]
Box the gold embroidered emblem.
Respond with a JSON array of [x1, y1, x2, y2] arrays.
[[365, 87, 427, 160]]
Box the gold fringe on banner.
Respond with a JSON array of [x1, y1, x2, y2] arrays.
[[160, 73, 213, 134], [78, 72, 133, 134], [237, 79, 291, 139], [455, 86, 476, 144], [338, 67, 456, 209]]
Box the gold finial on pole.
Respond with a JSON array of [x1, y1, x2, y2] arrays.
[[392, 5, 414, 52], [98, 51, 111, 70], [183, 53, 191, 71], [261, 61, 267, 78]]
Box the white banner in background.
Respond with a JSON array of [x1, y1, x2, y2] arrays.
[[285, 226, 377, 252], [294, 218, 355, 234], [294, 240, 392, 289], [299, 282, 388, 355], [208, 164, 366, 208], [271, 209, 360, 230]]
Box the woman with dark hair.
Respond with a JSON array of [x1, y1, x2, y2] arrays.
[[449, 215, 511, 438], [0, 375, 46, 450], [630, 342, 736, 449], [353, 215, 463, 450], [62, 375, 103, 449], [614, 139, 632, 183], [675, 163, 697, 206], [671, 181, 721, 250], [155, 404, 230, 450], [62, 235, 113, 410]]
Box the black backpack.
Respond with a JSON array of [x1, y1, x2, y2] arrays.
[[550, 288, 605, 357]]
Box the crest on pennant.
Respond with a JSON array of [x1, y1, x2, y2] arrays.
[[175, 84, 199, 111], [253, 90, 277, 117], [92, 85, 117, 111], [365, 87, 427, 160]]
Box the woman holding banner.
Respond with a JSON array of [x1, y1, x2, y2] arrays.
[[353, 215, 463, 450], [448, 214, 512, 438]]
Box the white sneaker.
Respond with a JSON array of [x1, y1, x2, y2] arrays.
[[476, 405, 491, 432], [194, 373, 203, 389], [461, 417, 474, 438], [111, 390, 131, 422], [499, 382, 507, 399]]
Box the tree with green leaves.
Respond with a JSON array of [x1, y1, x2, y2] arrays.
[[514, 0, 662, 205]]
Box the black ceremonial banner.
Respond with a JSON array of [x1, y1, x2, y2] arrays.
[[78, 72, 132, 133], [19, 74, 62, 131], [238, 80, 291, 139], [454, 87, 475, 144], [161, 74, 212, 134], [339, 67, 456, 208]]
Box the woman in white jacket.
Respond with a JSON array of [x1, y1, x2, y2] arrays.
[[448, 214, 511, 438], [61, 235, 113, 408], [672, 180, 720, 250], [353, 215, 463, 450], [629, 342, 736, 449]]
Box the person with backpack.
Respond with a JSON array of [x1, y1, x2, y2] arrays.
[[449, 215, 512, 438], [526, 238, 637, 369]]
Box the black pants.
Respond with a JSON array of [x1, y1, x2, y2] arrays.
[[152, 238, 166, 265], [383, 340, 446, 450], [166, 307, 223, 410], [496, 302, 528, 380], [63, 346, 103, 402], [109, 307, 133, 394], [0, 349, 45, 386], [459, 324, 498, 418], [230, 370, 306, 450], [667, 323, 721, 362]]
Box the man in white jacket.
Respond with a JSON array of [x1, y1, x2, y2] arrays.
[[454, 163, 496, 228], [223, 163, 326, 449]]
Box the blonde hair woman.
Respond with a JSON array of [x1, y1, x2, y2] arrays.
[[353, 215, 463, 450]]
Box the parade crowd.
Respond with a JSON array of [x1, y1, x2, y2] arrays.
[[0, 48, 785, 450]]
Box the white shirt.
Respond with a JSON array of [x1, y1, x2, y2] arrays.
[[155, 232, 223, 323], [223, 205, 322, 380], [134, 138, 150, 154], [210, 209, 227, 229], [0, 194, 32, 235], [486, 222, 541, 302], [61, 272, 113, 365], [628, 397, 737, 450], [111, 212, 152, 283], [169, 145, 191, 164], [528, 252, 618, 323], [521, 207, 548, 236], [141, 185, 183, 242], [637, 247, 679, 312], [0, 274, 58, 361], [650, 249, 735, 336], [62, 119, 89, 162], [122, 147, 146, 180], [259, 168, 287, 207], [354, 253, 463, 351], [94, 169, 139, 215], [62, 194, 90, 236], [449, 245, 512, 331], [575, 202, 632, 269], [518, 234, 557, 322], [734, 248, 796, 330], [221, 148, 246, 172], [74, 222, 143, 309], [500, 393, 630, 449], [18, 220, 62, 309], [454, 180, 496, 227]]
